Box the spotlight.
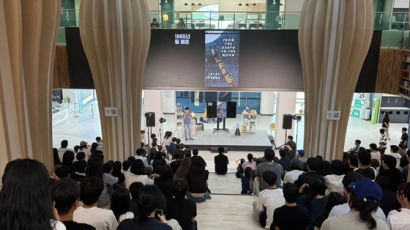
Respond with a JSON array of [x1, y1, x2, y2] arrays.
[[184, 2, 188, 6], [159, 117, 167, 123], [198, 3, 202, 5], [253, 3, 256, 6], [245, 3, 249, 6], [238, 3, 242, 6], [192, 3, 195, 5]]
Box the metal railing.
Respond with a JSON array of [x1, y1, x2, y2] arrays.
[[58, 9, 410, 48]]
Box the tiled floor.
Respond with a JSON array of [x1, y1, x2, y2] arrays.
[[196, 194, 263, 230]]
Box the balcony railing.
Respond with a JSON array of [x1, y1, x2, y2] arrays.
[[58, 9, 410, 48]]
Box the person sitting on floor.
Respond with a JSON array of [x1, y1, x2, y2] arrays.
[[214, 146, 229, 175], [387, 182, 410, 230], [165, 179, 197, 230], [73, 177, 118, 230], [271, 183, 309, 230], [254, 171, 285, 229], [256, 148, 283, 193], [355, 150, 376, 180], [321, 178, 389, 230], [52, 178, 95, 230]]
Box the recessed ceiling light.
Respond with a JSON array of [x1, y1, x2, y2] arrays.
[[238, 3, 242, 6], [184, 3, 188, 6], [245, 3, 249, 6]]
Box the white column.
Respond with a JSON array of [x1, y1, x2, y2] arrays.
[[275, 92, 297, 146], [260, 92, 275, 115], [161, 90, 176, 114], [143, 90, 163, 136]]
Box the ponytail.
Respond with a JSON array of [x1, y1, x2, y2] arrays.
[[349, 194, 378, 229]]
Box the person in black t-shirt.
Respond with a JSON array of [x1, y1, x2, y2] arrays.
[[401, 127, 408, 149], [52, 179, 95, 230], [271, 183, 309, 230], [285, 136, 297, 160], [355, 151, 375, 180], [214, 146, 229, 175], [165, 179, 197, 230]]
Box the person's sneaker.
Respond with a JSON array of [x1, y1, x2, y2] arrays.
[[207, 195, 212, 200]]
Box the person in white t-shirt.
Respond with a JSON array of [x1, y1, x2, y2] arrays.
[[283, 161, 304, 184], [324, 160, 345, 195], [253, 171, 286, 229], [134, 148, 150, 168], [96, 137, 103, 151], [387, 182, 410, 230], [369, 143, 381, 164], [0, 159, 67, 230], [125, 159, 157, 189], [58, 140, 74, 163], [73, 177, 118, 230], [328, 172, 386, 221], [386, 145, 402, 169]]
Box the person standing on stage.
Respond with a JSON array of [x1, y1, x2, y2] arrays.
[[183, 107, 194, 141]]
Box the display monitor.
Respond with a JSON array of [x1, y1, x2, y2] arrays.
[[205, 31, 240, 88], [217, 101, 227, 118]]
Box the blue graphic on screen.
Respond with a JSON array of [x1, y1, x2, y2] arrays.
[[217, 101, 227, 118], [205, 31, 240, 88]]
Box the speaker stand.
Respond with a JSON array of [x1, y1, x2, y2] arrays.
[[213, 118, 229, 134]]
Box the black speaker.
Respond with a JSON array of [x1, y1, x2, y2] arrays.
[[145, 112, 155, 127], [282, 114, 293, 129], [207, 101, 217, 118], [227, 102, 237, 118]]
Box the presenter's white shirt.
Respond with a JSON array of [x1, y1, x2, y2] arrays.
[[73, 206, 118, 230]]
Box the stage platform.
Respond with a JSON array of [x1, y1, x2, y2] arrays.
[[184, 129, 273, 152]]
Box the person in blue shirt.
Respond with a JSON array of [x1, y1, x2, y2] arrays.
[[183, 107, 193, 141]]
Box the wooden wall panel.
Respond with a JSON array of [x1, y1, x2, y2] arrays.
[[375, 48, 410, 94], [53, 44, 70, 89]]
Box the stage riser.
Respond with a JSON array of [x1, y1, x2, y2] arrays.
[[184, 145, 271, 152]]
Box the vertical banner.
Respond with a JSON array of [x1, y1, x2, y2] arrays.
[[205, 31, 240, 88]]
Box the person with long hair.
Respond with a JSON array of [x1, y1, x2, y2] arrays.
[[321, 178, 388, 230], [242, 153, 257, 171], [174, 157, 192, 180], [382, 112, 390, 140], [154, 165, 174, 199], [117, 185, 172, 230], [112, 161, 125, 185], [314, 192, 346, 230], [110, 187, 134, 223], [187, 156, 210, 202], [0, 159, 66, 230]]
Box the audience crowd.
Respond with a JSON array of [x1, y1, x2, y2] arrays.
[[1, 130, 410, 230]]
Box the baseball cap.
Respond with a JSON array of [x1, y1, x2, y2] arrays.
[[348, 178, 382, 203]]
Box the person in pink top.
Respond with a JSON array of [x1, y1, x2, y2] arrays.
[[242, 153, 257, 171]]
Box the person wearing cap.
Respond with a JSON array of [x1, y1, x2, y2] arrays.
[[386, 145, 402, 169], [387, 182, 410, 230], [328, 172, 386, 221], [322, 178, 389, 230]]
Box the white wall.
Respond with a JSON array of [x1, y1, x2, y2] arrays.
[[275, 92, 296, 146], [143, 90, 163, 141], [161, 90, 176, 113], [148, 0, 160, 11], [394, 0, 409, 8], [260, 92, 275, 115]]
